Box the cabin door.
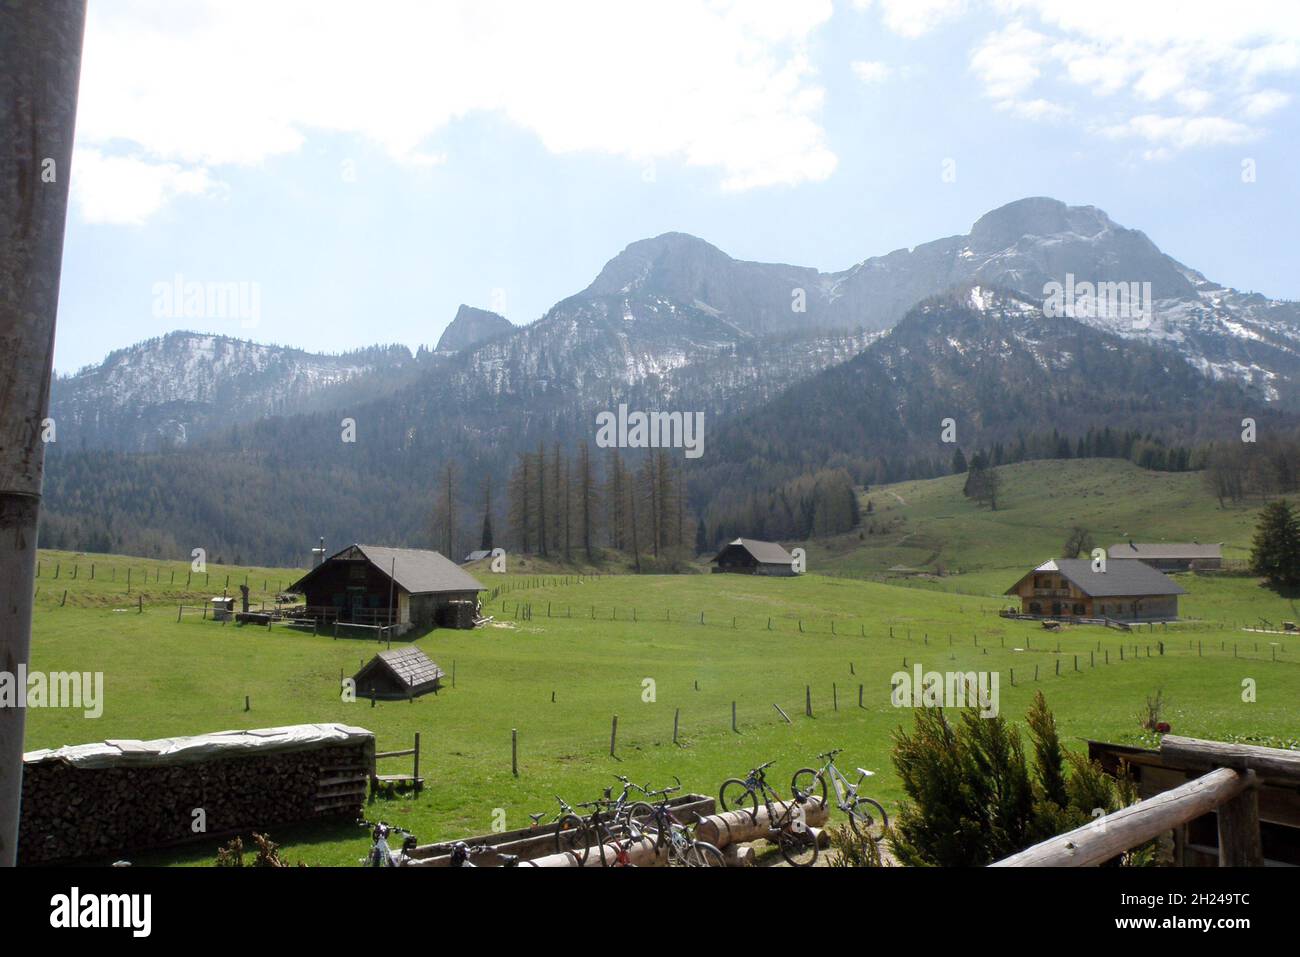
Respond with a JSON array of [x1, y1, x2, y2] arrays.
[[346, 587, 366, 623]]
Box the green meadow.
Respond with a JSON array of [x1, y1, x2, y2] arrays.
[[23, 530, 1300, 866]]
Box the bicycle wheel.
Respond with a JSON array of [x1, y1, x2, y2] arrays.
[[554, 814, 590, 865], [790, 768, 827, 806], [719, 779, 759, 819], [682, 840, 726, 867], [847, 796, 889, 842], [777, 825, 819, 867], [625, 802, 660, 843]]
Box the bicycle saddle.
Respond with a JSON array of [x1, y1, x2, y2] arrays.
[[858, 768, 875, 777]]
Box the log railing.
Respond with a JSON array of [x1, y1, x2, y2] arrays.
[[992, 736, 1299, 867]]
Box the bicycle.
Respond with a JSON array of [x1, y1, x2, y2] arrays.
[[448, 842, 535, 867], [627, 777, 725, 867], [791, 749, 889, 843], [359, 819, 418, 867], [578, 774, 646, 866], [529, 794, 591, 864], [718, 761, 818, 866], [596, 818, 649, 867]]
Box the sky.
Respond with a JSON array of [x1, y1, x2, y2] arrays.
[[54, 0, 1300, 373]]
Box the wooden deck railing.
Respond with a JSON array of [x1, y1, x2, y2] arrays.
[[992, 736, 1300, 867]]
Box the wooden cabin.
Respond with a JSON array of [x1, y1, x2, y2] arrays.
[[1005, 558, 1185, 622], [288, 544, 484, 634], [710, 538, 796, 576], [353, 647, 445, 700], [1107, 542, 1223, 571]]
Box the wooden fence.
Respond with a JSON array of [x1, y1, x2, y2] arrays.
[[992, 736, 1300, 867]]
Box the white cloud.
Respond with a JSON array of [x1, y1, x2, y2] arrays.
[[1101, 114, 1257, 156], [1242, 88, 1291, 117], [71, 149, 226, 225], [851, 60, 893, 84], [961, 0, 1300, 154], [74, 0, 838, 222], [870, 0, 969, 38]]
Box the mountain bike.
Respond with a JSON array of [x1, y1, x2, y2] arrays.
[[529, 794, 591, 864], [578, 774, 647, 865], [626, 777, 725, 867], [359, 819, 418, 867], [718, 761, 818, 866], [597, 818, 649, 867], [791, 749, 889, 842]]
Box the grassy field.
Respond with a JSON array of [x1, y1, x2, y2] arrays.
[[22, 547, 1300, 866], [809, 458, 1267, 593]]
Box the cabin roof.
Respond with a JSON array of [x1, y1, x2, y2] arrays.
[[712, 538, 794, 565], [289, 544, 484, 595], [1006, 558, 1186, 598], [355, 647, 445, 693]]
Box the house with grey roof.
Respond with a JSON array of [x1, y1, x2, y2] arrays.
[[289, 544, 484, 634], [1005, 558, 1186, 622], [1107, 541, 1222, 571], [711, 538, 798, 576]]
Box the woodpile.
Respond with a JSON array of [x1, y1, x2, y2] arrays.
[[18, 742, 370, 865]]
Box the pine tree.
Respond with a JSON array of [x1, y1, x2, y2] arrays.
[[1251, 499, 1300, 588]]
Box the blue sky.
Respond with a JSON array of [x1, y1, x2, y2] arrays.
[[55, 0, 1300, 372]]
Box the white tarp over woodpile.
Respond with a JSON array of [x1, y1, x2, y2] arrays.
[[23, 723, 374, 769]]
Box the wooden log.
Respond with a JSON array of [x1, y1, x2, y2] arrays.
[[1161, 735, 1300, 782], [1217, 771, 1263, 867], [991, 768, 1250, 867], [695, 798, 829, 849], [722, 843, 754, 867]]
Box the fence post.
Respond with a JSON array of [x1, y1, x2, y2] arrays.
[[610, 715, 618, 757], [673, 708, 679, 745], [512, 729, 518, 777], [731, 701, 737, 733], [805, 686, 812, 717], [1217, 771, 1263, 866]]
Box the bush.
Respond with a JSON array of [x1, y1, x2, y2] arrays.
[[887, 691, 1156, 866]]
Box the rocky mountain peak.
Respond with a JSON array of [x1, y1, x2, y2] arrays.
[[435, 304, 513, 353]]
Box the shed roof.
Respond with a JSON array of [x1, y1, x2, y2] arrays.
[[712, 538, 795, 565], [1007, 559, 1186, 598], [1107, 542, 1222, 560], [354, 647, 445, 697], [289, 544, 484, 595]]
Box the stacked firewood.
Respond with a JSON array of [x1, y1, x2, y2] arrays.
[[18, 743, 370, 865]]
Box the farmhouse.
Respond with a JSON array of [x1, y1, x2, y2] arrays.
[[353, 647, 445, 700], [288, 544, 483, 633], [1005, 558, 1186, 622], [711, 538, 796, 576], [1107, 541, 1222, 571]]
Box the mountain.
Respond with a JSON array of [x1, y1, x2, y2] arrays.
[[49, 332, 418, 450], [435, 305, 514, 353], [37, 197, 1300, 564], [704, 284, 1261, 480]]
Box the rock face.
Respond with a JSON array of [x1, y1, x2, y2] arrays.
[[435, 305, 514, 353]]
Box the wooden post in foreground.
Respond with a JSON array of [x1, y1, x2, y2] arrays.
[[0, 0, 87, 868]]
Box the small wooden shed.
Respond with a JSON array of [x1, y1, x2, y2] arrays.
[[353, 647, 445, 700]]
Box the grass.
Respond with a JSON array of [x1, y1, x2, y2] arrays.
[[23, 548, 1300, 866], [808, 458, 1266, 592]]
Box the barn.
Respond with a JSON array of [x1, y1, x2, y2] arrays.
[[1005, 558, 1186, 622], [1107, 541, 1223, 571], [288, 544, 484, 634], [353, 647, 445, 700], [711, 538, 796, 576]]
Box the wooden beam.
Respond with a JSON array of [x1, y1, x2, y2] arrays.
[[1217, 771, 1264, 867], [992, 768, 1249, 867], [1161, 735, 1300, 782]]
